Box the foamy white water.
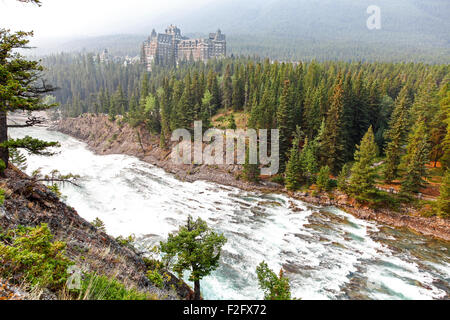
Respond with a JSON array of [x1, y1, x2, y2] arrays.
[[9, 126, 450, 300]]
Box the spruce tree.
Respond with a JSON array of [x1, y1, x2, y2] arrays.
[[299, 137, 318, 185], [222, 65, 233, 110], [276, 80, 295, 172], [437, 170, 449, 218], [438, 82, 450, 170], [401, 119, 430, 194], [348, 126, 378, 197], [337, 163, 351, 192], [316, 166, 331, 192], [0, 28, 57, 174], [284, 136, 302, 191], [383, 86, 411, 183], [243, 147, 260, 182], [320, 75, 346, 174]]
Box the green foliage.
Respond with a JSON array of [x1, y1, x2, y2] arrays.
[[277, 80, 296, 171], [300, 137, 319, 185], [0, 224, 72, 291], [9, 147, 27, 171], [437, 170, 450, 218], [285, 136, 302, 191], [227, 114, 237, 130], [316, 166, 331, 192], [115, 234, 136, 248], [256, 261, 292, 300], [401, 119, 430, 194], [337, 163, 351, 192], [0, 159, 5, 175], [0, 188, 5, 206], [160, 215, 226, 299], [243, 147, 260, 182], [91, 217, 106, 232], [1, 136, 60, 156], [47, 184, 63, 199], [147, 269, 164, 289], [348, 126, 378, 197], [76, 273, 150, 300], [320, 76, 345, 174], [383, 87, 411, 182]]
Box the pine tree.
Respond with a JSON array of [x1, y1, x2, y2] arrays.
[[337, 163, 351, 192], [401, 119, 430, 194], [320, 75, 346, 174], [316, 166, 331, 192], [437, 170, 450, 218], [348, 126, 378, 197], [284, 136, 302, 191], [243, 147, 260, 182], [0, 28, 57, 174], [383, 86, 411, 183], [223, 65, 233, 110], [277, 80, 296, 172], [299, 137, 318, 185], [232, 73, 245, 111], [438, 82, 450, 170]]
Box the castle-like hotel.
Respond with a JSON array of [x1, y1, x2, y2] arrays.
[[141, 25, 226, 71]]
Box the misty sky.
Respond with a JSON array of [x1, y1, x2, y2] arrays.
[[0, 0, 214, 38]]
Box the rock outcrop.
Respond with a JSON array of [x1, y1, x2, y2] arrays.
[[0, 165, 193, 299]]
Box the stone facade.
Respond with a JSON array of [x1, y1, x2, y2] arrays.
[[141, 25, 226, 71]]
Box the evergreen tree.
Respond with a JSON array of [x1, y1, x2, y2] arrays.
[[284, 136, 302, 191], [316, 166, 331, 192], [348, 126, 378, 197], [277, 80, 296, 172], [160, 216, 226, 300], [401, 119, 430, 194], [438, 82, 450, 170], [243, 147, 260, 182], [383, 86, 411, 182], [222, 65, 233, 110], [256, 261, 292, 300], [0, 28, 57, 174], [337, 163, 351, 192], [437, 170, 450, 218], [320, 76, 346, 174], [299, 137, 318, 186]]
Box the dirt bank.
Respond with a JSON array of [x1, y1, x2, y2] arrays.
[[55, 114, 450, 242], [0, 165, 193, 300]]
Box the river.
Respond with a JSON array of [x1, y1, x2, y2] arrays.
[[9, 126, 450, 300]]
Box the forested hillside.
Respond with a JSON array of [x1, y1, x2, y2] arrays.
[[33, 0, 450, 63], [43, 53, 450, 216]]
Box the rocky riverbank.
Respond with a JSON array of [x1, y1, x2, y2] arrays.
[[0, 165, 193, 300], [54, 114, 450, 241]]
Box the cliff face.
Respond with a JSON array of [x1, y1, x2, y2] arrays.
[[55, 114, 278, 191], [55, 114, 450, 242], [0, 166, 192, 300]]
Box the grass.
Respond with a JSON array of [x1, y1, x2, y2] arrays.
[[0, 224, 158, 300], [72, 273, 156, 300]]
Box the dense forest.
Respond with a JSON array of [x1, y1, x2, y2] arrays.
[[42, 54, 450, 216]]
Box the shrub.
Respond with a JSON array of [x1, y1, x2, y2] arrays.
[[91, 217, 106, 232], [0, 188, 5, 206], [147, 269, 164, 289], [115, 234, 136, 249], [270, 175, 285, 185], [256, 261, 292, 300], [0, 159, 5, 175], [0, 224, 72, 291], [316, 166, 331, 192], [76, 273, 151, 300]]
